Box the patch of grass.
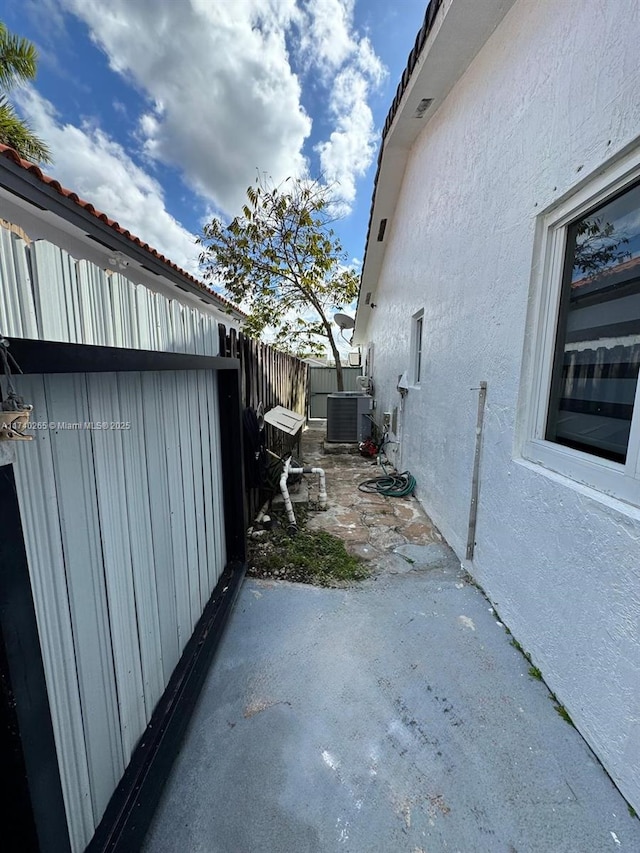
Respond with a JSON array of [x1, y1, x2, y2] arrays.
[[554, 703, 574, 727], [510, 638, 532, 663], [628, 804, 637, 819], [248, 509, 368, 587], [509, 638, 575, 726]]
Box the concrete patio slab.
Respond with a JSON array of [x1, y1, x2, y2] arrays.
[[394, 543, 452, 568], [143, 568, 639, 853], [143, 426, 640, 853]]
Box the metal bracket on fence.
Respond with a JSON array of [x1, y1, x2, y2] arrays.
[[0, 335, 33, 441]]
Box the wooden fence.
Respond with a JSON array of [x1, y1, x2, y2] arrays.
[[218, 324, 310, 520], [218, 325, 308, 414]]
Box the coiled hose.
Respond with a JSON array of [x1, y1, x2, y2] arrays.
[[358, 469, 416, 497]]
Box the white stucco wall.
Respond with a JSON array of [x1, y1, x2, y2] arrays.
[[364, 0, 640, 809]]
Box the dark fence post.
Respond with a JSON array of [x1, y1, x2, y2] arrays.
[[218, 323, 228, 357], [0, 463, 72, 853], [228, 328, 237, 359]]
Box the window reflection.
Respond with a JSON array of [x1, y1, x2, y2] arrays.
[[546, 182, 640, 463]]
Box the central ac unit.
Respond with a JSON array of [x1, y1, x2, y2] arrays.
[[326, 392, 373, 443]]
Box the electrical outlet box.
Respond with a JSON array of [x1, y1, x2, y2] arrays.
[[383, 411, 392, 428]]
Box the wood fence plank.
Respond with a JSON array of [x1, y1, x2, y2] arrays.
[[217, 328, 309, 519]]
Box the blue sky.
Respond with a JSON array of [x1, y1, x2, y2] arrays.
[[1, 0, 426, 285]]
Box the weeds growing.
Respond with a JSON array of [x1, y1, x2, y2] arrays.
[[247, 508, 367, 587]]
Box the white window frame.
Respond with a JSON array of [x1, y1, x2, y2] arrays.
[[411, 309, 424, 387], [522, 145, 640, 509]]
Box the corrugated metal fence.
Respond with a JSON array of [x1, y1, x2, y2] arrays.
[[0, 227, 230, 852], [0, 228, 219, 353], [309, 366, 363, 417], [13, 371, 226, 852]]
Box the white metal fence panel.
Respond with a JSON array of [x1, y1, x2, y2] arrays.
[[0, 227, 219, 356], [117, 374, 165, 714], [205, 369, 226, 585], [87, 373, 148, 761], [45, 374, 128, 820], [139, 373, 180, 681], [0, 229, 38, 338], [308, 366, 364, 417], [31, 241, 77, 341], [12, 374, 98, 852], [12, 369, 227, 853]]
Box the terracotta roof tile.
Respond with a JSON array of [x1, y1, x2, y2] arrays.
[[0, 143, 245, 317], [382, 0, 443, 142]]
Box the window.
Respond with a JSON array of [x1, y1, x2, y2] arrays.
[[546, 182, 640, 463], [411, 310, 424, 385], [525, 150, 640, 507]]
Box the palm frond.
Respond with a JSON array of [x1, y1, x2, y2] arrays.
[[0, 22, 38, 91], [0, 97, 51, 163]]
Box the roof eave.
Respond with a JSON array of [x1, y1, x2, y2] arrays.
[[0, 150, 246, 320], [354, 0, 517, 343]]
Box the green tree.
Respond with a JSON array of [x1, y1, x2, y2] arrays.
[[0, 22, 51, 163], [199, 176, 358, 390]]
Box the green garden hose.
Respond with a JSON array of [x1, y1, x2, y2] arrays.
[[358, 469, 416, 497]]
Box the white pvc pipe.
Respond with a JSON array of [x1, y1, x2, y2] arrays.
[[289, 466, 327, 509], [254, 499, 271, 525], [279, 457, 328, 530], [279, 456, 297, 528]]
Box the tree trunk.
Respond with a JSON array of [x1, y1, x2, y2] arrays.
[[328, 333, 344, 391]]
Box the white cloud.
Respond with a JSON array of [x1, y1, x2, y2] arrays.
[[16, 0, 388, 295], [15, 88, 202, 275], [57, 0, 312, 215], [316, 70, 377, 207], [49, 0, 385, 216], [297, 0, 356, 74], [300, 6, 387, 208]]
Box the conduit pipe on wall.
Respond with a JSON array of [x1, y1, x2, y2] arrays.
[[279, 455, 327, 531]]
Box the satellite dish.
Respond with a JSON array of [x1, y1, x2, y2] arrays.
[[334, 312, 355, 330]]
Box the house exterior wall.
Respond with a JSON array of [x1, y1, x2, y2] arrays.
[[364, 0, 640, 809]]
